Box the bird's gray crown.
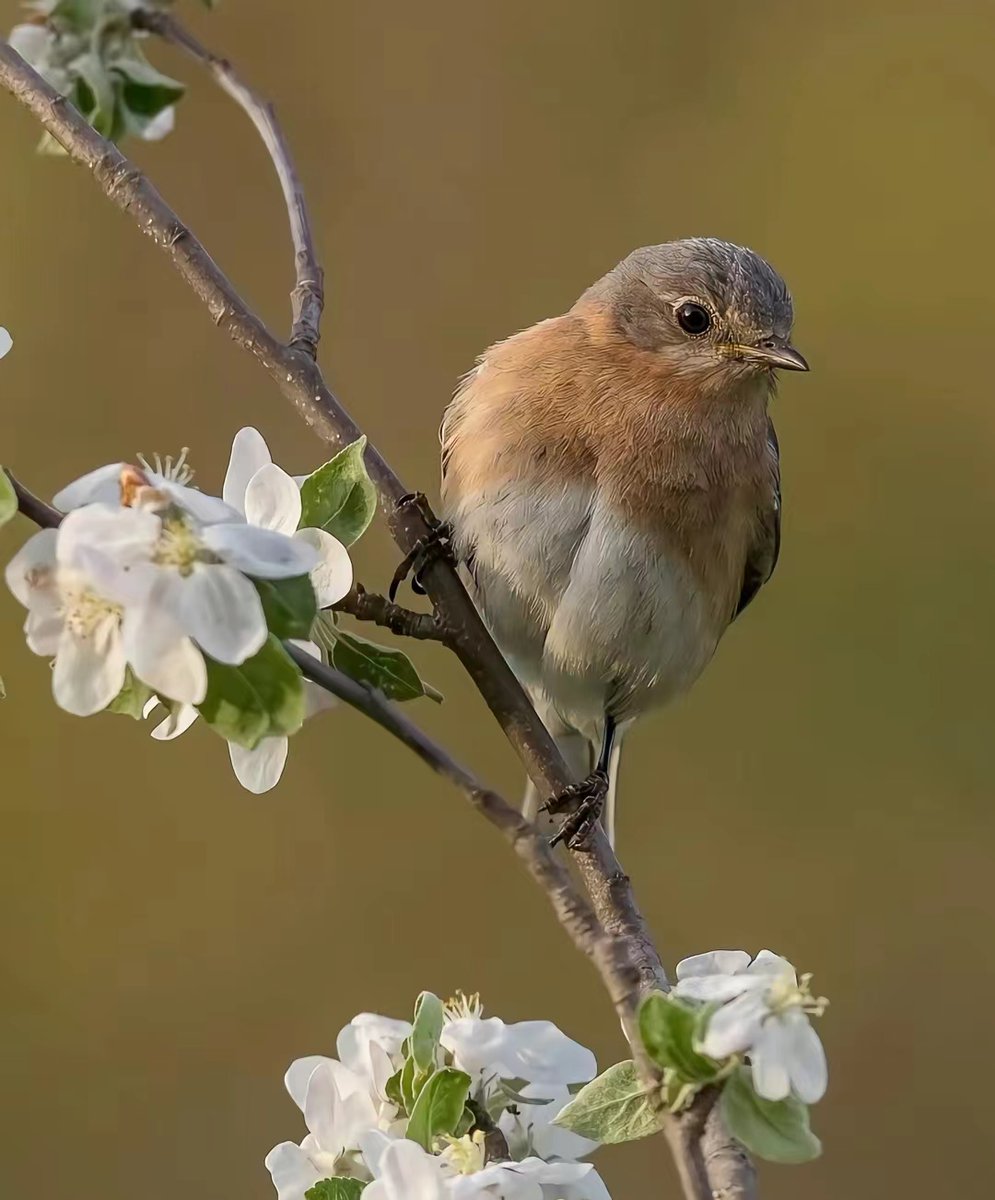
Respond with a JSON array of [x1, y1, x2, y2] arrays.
[[582, 237, 795, 347]]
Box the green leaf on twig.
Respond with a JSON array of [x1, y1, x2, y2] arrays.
[[330, 629, 442, 703], [305, 1181, 366, 1200], [299, 438, 377, 547], [639, 993, 721, 1083], [553, 1060, 662, 1144], [720, 1067, 822, 1164], [0, 470, 16, 528], [406, 1067, 472, 1150], [105, 668, 153, 720], [411, 991, 445, 1072], [198, 636, 304, 749], [255, 574, 317, 641]]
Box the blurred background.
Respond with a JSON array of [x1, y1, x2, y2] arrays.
[[2, 1, 993, 1196]]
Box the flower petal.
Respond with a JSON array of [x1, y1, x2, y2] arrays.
[[442, 1017, 596, 1085], [747, 950, 797, 981], [337, 1014, 412, 1080], [295, 527, 353, 607], [57, 504, 160, 571], [149, 702, 200, 741], [171, 564, 267, 664], [202, 522, 317, 580], [285, 1056, 334, 1112], [123, 606, 207, 705], [673, 975, 758, 1004], [0, 327, 12, 359], [263, 1142, 323, 1200], [25, 607, 63, 656], [749, 1019, 792, 1102], [224, 427, 273, 512], [228, 737, 289, 794], [676, 950, 751, 980], [700, 990, 768, 1059], [161, 482, 243, 525], [52, 620, 126, 716], [782, 1011, 828, 1103], [244, 463, 302, 535], [374, 1139, 447, 1200], [4, 528, 58, 607], [53, 464, 127, 512]]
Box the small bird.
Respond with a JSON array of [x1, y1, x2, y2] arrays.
[[439, 238, 808, 847]]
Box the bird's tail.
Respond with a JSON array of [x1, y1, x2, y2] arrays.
[[522, 727, 625, 848]]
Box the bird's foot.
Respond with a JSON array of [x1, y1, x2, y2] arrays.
[[544, 769, 609, 851], [389, 493, 455, 601]]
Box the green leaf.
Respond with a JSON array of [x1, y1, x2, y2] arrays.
[[331, 630, 442, 703], [406, 1067, 472, 1151], [639, 993, 721, 1083], [305, 1181, 367, 1200], [299, 438, 377, 547], [0, 470, 16, 528], [198, 636, 304, 750], [720, 1067, 822, 1165], [399, 1055, 418, 1115], [385, 1068, 404, 1113], [552, 1061, 662, 1145], [255, 575, 317, 641], [411, 992, 445, 1073], [113, 54, 185, 118], [105, 669, 154, 720]]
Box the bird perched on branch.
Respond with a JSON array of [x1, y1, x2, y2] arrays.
[[440, 238, 808, 848]]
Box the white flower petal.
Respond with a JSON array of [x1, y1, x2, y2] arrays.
[[358, 1129, 393, 1178], [263, 1142, 323, 1200], [0, 327, 12, 359], [244, 463, 303, 535], [171, 564, 267, 664], [500, 1083, 598, 1162], [295, 527, 353, 607], [782, 1011, 828, 1103], [52, 620, 126, 716], [749, 1019, 793, 1102], [374, 1139, 447, 1200], [5, 528, 58, 607], [673, 975, 758, 1004], [140, 105, 175, 141], [304, 681, 337, 719], [285, 1056, 334, 1112], [25, 607, 63, 655], [676, 950, 752, 980], [747, 950, 797, 981], [161, 482, 242, 525], [700, 990, 768, 1060], [122, 606, 207, 705], [224, 427, 273, 512], [57, 503, 160, 571], [150, 702, 199, 741], [203, 522, 318, 580], [53, 464, 126, 512], [337, 1014, 412, 1080], [442, 1017, 596, 1085], [228, 737, 289, 794]]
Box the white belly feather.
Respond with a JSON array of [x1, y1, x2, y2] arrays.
[[448, 482, 722, 741]]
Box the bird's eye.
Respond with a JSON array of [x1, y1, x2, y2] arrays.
[[676, 302, 712, 337]]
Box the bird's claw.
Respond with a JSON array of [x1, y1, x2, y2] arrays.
[[389, 493, 455, 601], [545, 769, 609, 850]]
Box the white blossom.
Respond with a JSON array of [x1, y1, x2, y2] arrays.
[[223, 427, 353, 608], [143, 642, 336, 794], [4, 511, 207, 715], [0, 327, 11, 359], [674, 949, 828, 1103], [441, 1015, 596, 1088]]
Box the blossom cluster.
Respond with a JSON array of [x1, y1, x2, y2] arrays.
[[674, 948, 828, 1104], [4, 428, 354, 793], [266, 994, 611, 1200]]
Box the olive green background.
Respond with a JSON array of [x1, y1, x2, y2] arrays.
[[2, 2, 993, 1196]]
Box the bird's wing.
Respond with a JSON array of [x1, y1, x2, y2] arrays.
[[734, 420, 781, 619]]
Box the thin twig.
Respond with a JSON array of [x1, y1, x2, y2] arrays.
[[133, 9, 324, 356], [2, 469, 62, 527], [333, 584, 449, 643]]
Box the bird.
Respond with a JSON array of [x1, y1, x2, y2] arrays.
[[439, 238, 808, 848]]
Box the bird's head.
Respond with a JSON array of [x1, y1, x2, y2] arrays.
[[580, 238, 808, 389]]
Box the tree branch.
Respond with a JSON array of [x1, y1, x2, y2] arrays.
[[0, 40, 754, 1199], [132, 9, 324, 356], [334, 584, 449, 643]]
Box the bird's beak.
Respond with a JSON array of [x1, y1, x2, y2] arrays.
[[733, 338, 810, 372]]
